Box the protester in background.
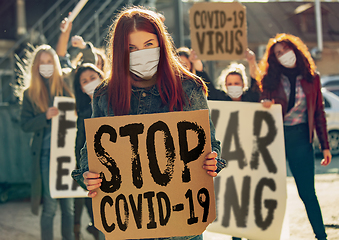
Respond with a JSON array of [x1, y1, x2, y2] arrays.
[[73, 63, 105, 240], [176, 46, 225, 100], [20, 44, 74, 240], [214, 48, 260, 240], [216, 49, 260, 103], [259, 33, 331, 240], [56, 17, 98, 90], [56, 17, 109, 240], [72, 6, 227, 240]]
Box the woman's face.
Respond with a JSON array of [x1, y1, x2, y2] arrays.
[[273, 42, 296, 68], [225, 74, 243, 88], [128, 30, 160, 88], [39, 52, 54, 66], [179, 55, 192, 72], [128, 30, 159, 52], [80, 69, 100, 93]]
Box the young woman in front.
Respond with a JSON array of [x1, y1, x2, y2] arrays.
[[71, 6, 227, 240]]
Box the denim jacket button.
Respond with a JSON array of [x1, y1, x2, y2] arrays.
[[142, 92, 147, 97]]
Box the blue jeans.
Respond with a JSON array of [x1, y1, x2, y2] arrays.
[[284, 123, 327, 240], [40, 149, 75, 240]]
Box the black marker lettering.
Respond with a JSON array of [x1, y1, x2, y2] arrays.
[[254, 178, 277, 230], [177, 121, 206, 183], [146, 121, 175, 186], [57, 102, 76, 148], [56, 156, 70, 190], [251, 111, 277, 173], [94, 125, 121, 193], [120, 123, 144, 189], [222, 176, 250, 228]]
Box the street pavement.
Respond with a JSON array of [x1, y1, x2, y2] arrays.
[[0, 155, 338, 240]]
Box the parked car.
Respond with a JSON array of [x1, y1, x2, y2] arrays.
[[321, 75, 339, 97], [313, 88, 339, 155]]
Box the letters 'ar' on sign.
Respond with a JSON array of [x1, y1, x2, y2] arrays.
[[189, 2, 248, 61]]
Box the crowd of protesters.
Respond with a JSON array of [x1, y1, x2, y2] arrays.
[[17, 4, 332, 240]]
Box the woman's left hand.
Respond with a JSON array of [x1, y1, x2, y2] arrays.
[[321, 149, 332, 166], [203, 151, 218, 177]]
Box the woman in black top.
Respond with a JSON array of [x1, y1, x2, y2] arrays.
[[216, 49, 260, 103]]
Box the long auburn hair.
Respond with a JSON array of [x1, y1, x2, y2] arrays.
[[105, 6, 206, 116], [73, 63, 104, 114], [257, 33, 316, 91], [27, 45, 72, 112]]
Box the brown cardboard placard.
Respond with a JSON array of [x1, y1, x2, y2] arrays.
[[189, 2, 248, 61], [84, 110, 216, 239]]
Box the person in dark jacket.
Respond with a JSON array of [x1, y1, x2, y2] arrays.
[[259, 33, 331, 240], [176, 46, 226, 100], [20, 44, 74, 240], [72, 6, 226, 240], [215, 49, 260, 105], [72, 63, 105, 240], [216, 50, 260, 240]]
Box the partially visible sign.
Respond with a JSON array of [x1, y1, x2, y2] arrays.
[[85, 110, 215, 239], [189, 2, 247, 61], [207, 101, 287, 240], [50, 96, 88, 198]]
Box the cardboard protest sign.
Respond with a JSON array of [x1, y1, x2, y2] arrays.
[[207, 101, 287, 240], [50, 96, 88, 198], [84, 110, 216, 239], [189, 2, 247, 61]]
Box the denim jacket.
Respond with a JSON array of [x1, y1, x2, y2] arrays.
[[72, 78, 227, 188]]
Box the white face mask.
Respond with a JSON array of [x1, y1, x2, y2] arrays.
[[129, 47, 160, 80], [278, 50, 296, 68], [39, 64, 54, 78], [227, 86, 243, 99], [82, 78, 102, 96]]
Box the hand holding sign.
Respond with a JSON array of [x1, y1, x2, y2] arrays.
[[46, 106, 59, 120]]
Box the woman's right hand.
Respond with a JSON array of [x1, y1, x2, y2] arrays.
[[83, 171, 102, 198], [60, 17, 72, 33], [261, 99, 275, 108], [46, 107, 59, 120]]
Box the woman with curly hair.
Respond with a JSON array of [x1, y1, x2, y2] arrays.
[[259, 33, 331, 240]]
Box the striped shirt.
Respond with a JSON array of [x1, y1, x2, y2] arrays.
[[282, 75, 307, 126]]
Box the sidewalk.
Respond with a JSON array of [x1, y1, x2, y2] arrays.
[[0, 158, 338, 240]]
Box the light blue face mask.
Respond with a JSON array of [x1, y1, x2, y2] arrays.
[[129, 47, 160, 80]]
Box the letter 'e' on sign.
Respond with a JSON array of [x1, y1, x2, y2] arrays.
[[84, 110, 216, 239], [189, 2, 247, 61]]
